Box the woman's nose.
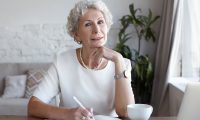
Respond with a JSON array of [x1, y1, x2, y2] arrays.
[[93, 24, 100, 34]]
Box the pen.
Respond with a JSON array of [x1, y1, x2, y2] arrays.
[[73, 96, 94, 119], [73, 96, 87, 110]]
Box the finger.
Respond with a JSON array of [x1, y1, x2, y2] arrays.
[[94, 55, 103, 68], [88, 108, 95, 119], [81, 108, 93, 119], [101, 47, 118, 61], [87, 108, 94, 117], [89, 107, 93, 114], [93, 48, 104, 67], [80, 116, 86, 120], [88, 48, 98, 68], [88, 49, 102, 68], [89, 48, 99, 57], [96, 47, 110, 60], [73, 108, 84, 120]]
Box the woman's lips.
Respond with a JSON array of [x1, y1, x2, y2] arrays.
[[91, 37, 103, 41]]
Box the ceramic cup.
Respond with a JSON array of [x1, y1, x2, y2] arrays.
[[127, 104, 153, 120]]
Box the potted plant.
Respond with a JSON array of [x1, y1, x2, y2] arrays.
[[115, 3, 160, 104]]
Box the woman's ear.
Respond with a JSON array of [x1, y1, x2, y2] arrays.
[[74, 32, 81, 42], [73, 32, 82, 44]]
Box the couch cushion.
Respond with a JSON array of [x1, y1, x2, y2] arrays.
[[24, 69, 46, 98], [1, 75, 27, 98], [0, 98, 29, 116], [0, 63, 51, 96], [0, 64, 19, 95]]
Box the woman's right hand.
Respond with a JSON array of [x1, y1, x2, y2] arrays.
[[28, 96, 94, 120], [64, 107, 94, 120]]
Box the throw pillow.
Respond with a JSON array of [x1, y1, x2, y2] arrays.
[[24, 69, 46, 98], [1, 75, 27, 98]]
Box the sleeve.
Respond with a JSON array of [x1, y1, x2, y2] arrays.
[[124, 58, 132, 83], [124, 58, 132, 71], [33, 61, 60, 103]]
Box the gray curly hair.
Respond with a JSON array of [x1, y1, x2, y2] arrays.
[[67, 0, 113, 37]]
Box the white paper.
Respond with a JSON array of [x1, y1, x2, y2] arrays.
[[94, 115, 121, 120]]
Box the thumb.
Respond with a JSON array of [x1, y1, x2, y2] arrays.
[[89, 108, 94, 115]]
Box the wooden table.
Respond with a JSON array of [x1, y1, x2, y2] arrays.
[[0, 115, 42, 120], [150, 117, 177, 120], [0, 115, 177, 120]]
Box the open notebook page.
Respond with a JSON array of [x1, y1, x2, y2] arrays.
[[94, 115, 121, 120]]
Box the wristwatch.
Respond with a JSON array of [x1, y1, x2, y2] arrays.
[[114, 70, 130, 80]]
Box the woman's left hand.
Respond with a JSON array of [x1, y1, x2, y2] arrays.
[[90, 47, 122, 68]]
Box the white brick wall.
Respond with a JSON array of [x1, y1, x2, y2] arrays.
[[0, 24, 118, 63]]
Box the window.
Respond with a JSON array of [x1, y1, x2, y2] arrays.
[[179, 0, 200, 81], [170, 0, 200, 81]]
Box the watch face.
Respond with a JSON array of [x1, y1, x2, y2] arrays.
[[124, 70, 131, 78]]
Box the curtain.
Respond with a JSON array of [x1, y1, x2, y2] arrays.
[[150, 0, 182, 116], [181, 0, 200, 79]]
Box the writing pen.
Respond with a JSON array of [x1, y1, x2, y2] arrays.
[[73, 96, 94, 119]]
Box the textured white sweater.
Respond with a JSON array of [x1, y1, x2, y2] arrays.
[[33, 49, 131, 116]]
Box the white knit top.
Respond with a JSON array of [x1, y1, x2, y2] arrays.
[[33, 49, 131, 116]]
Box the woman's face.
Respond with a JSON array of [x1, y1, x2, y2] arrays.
[[75, 9, 108, 48]]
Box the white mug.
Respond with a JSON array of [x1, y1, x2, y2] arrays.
[[127, 104, 153, 120]]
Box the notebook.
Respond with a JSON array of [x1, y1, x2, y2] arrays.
[[177, 83, 200, 120], [94, 115, 121, 120], [44, 115, 121, 120]]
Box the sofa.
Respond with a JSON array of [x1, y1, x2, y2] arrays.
[[0, 63, 59, 116]]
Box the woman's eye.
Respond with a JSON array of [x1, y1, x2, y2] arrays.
[[98, 20, 104, 24], [85, 23, 91, 27]]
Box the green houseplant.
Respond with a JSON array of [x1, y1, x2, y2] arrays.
[[115, 3, 160, 104]]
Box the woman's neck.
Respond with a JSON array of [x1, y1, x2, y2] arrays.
[[80, 47, 91, 68], [81, 47, 95, 59], [78, 47, 108, 70]]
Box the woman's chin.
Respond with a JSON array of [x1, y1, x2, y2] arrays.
[[92, 41, 106, 47], [92, 44, 105, 48]]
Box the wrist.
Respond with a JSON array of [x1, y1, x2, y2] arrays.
[[114, 54, 126, 76], [114, 70, 130, 80], [60, 108, 70, 120], [112, 53, 123, 64]]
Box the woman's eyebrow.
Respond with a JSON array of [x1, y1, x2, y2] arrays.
[[81, 16, 104, 22], [97, 17, 104, 20], [84, 20, 92, 22]]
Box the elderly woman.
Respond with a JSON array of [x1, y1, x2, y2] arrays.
[[28, 0, 135, 120]]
